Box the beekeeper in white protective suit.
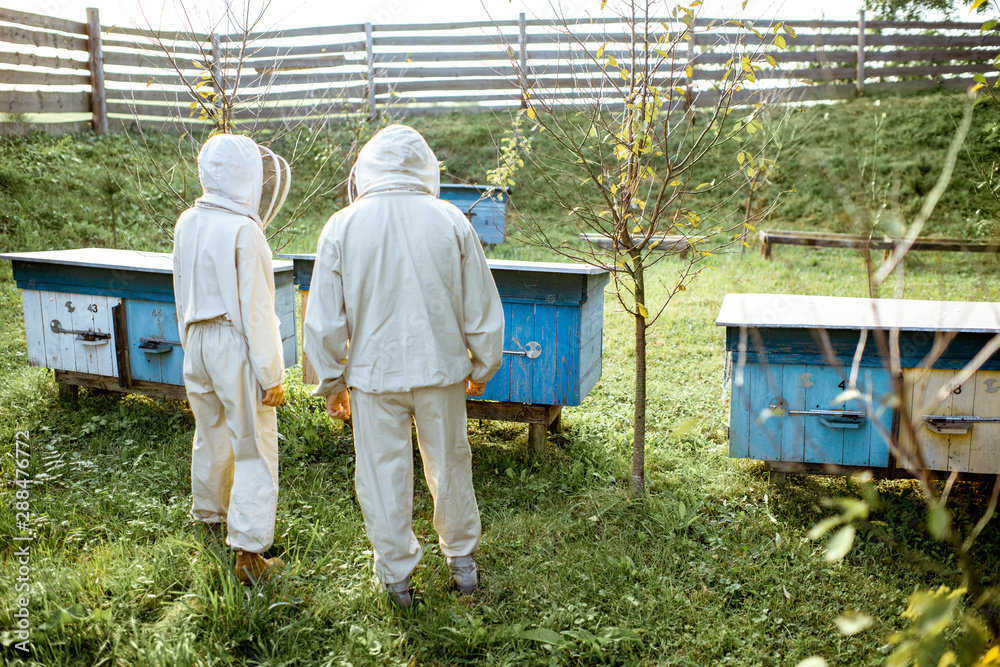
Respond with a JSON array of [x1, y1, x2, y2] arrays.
[[173, 133, 291, 586], [303, 124, 504, 608]]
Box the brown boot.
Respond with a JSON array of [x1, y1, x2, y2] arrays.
[[234, 550, 283, 586]]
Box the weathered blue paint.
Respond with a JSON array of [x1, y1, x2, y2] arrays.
[[128, 299, 185, 385], [439, 184, 507, 245], [731, 360, 893, 466]]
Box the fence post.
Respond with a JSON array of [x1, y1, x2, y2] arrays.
[[856, 9, 866, 95], [518, 12, 528, 108], [366, 22, 377, 119], [86, 7, 108, 133]]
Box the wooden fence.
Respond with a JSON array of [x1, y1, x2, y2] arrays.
[[1, 6, 999, 134]]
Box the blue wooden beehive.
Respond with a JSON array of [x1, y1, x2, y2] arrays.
[[439, 184, 508, 245], [279, 255, 609, 407], [1, 248, 297, 399], [717, 293, 1000, 475]]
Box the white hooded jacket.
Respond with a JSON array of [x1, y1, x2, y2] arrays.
[[304, 125, 505, 396], [172, 134, 284, 391]]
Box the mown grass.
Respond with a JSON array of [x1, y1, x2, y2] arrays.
[[1, 90, 1000, 666]]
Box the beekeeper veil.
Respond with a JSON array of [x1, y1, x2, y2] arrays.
[[348, 125, 440, 203], [195, 134, 291, 229]]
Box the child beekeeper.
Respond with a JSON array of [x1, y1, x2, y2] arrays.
[[303, 125, 504, 608], [173, 133, 291, 585]]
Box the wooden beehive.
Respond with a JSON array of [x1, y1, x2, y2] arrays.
[[439, 184, 508, 245], [280, 255, 609, 406], [717, 293, 1000, 476], [2, 248, 296, 399]]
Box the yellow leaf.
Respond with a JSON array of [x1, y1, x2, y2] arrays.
[[597, 42, 607, 59], [774, 34, 786, 49], [685, 64, 693, 78], [766, 54, 777, 67], [189, 101, 198, 109], [526, 106, 536, 120], [147, 78, 153, 87], [638, 304, 648, 318], [971, 0, 987, 9], [669, 179, 681, 186], [601, 0, 607, 7], [192, 60, 203, 68]]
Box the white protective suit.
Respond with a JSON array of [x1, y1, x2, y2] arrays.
[[173, 133, 290, 554], [303, 124, 505, 585]]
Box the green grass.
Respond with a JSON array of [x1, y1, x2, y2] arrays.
[[2, 91, 1000, 665]]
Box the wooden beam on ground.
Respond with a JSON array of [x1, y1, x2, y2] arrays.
[[54, 370, 188, 401], [580, 233, 703, 258], [757, 229, 1000, 259]]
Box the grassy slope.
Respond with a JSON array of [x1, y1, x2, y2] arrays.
[[0, 91, 999, 666]]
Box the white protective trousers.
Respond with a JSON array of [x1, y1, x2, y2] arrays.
[[351, 382, 481, 585], [184, 318, 279, 553]]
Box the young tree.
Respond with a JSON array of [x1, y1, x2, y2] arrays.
[[110, 0, 390, 249], [503, 0, 791, 496]]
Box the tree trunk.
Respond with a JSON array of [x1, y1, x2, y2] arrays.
[[632, 264, 647, 497]]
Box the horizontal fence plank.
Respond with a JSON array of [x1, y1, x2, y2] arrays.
[[0, 7, 87, 35], [106, 88, 199, 103], [866, 19, 990, 30], [376, 19, 520, 32], [106, 101, 193, 118], [251, 55, 346, 70], [103, 49, 179, 70], [225, 23, 366, 41], [233, 69, 362, 87], [374, 34, 513, 47], [222, 41, 365, 59], [102, 35, 207, 56], [103, 25, 212, 42], [863, 47, 1000, 62], [0, 50, 89, 70], [0, 68, 91, 86], [866, 33, 1000, 48], [376, 78, 521, 93], [0, 24, 88, 51], [232, 84, 368, 103], [694, 17, 859, 29], [104, 71, 198, 86], [0, 90, 90, 114]]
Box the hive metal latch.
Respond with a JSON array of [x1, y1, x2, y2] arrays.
[[923, 414, 1000, 435], [789, 409, 867, 428], [49, 319, 111, 345], [138, 337, 182, 354], [504, 341, 542, 359]]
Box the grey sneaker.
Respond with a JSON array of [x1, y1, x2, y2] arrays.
[[447, 555, 478, 594], [386, 579, 412, 608]]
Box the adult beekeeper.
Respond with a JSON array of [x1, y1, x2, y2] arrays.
[[303, 124, 504, 608], [173, 133, 291, 586]]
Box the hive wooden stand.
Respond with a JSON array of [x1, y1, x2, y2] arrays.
[[757, 229, 998, 259]]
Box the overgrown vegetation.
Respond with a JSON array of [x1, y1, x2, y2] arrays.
[[2, 89, 1000, 665]]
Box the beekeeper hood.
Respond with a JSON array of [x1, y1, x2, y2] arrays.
[[348, 124, 440, 203], [195, 134, 291, 229]]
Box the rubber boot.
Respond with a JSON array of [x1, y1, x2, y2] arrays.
[[235, 550, 283, 586]]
